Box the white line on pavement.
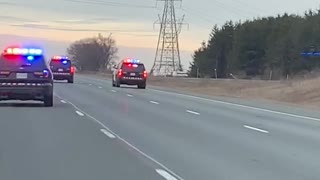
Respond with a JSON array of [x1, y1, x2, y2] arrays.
[[127, 94, 133, 97], [60, 100, 67, 103], [75, 111, 85, 116], [150, 101, 159, 104], [150, 88, 320, 122], [111, 90, 116, 92], [156, 169, 178, 180], [186, 110, 200, 115], [98, 86, 102, 89], [100, 129, 116, 138], [244, 125, 269, 134], [54, 94, 184, 180]]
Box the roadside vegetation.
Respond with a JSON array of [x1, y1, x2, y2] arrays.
[[189, 8, 320, 80]]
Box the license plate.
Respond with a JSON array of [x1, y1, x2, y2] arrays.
[[58, 68, 63, 72], [16, 73, 27, 79], [130, 73, 135, 76]]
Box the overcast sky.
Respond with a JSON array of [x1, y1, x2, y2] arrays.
[[0, 0, 319, 70]]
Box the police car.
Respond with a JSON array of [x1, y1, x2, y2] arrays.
[[49, 56, 74, 83], [112, 58, 147, 89], [0, 46, 54, 106]]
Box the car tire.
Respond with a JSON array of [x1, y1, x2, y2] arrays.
[[68, 77, 74, 83], [44, 92, 53, 107], [116, 80, 120, 87], [138, 83, 146, 89]]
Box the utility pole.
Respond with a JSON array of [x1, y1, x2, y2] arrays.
[[150, 0, 187, 76]]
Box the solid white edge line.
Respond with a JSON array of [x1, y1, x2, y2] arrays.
[[100, 129, 116, 138], [54, 94, 184, 180], [149, 88, 320, 122], [186, 110, 200, 115], [156, 169, 178, 180], [244, 125, 269, 133], [150, 101, 159, 104], [75, 111, 85, 116]]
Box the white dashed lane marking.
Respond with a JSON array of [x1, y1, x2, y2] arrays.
[[60, 100, 67, 103], [111, 90, 117, 92], [100, 129, 116, 139], [127, 94, 133, 97], [156, 169, 178, 180], [150, 101, 159, 104], [244, 125, 269, 134], [186, 110, 200, 115], [75, 111, 85, 116]]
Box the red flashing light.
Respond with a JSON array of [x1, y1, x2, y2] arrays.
[[118, 69, 123, 76], [70, 66, 75, 73], [143, 70, 147, 78]]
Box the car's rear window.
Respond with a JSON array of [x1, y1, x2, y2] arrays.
[[121, 63, 145, 72], [50, 59, 71, 67], [0, 55, 47, 69]]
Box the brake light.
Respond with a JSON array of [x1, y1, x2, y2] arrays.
[[118, 69, 123, 76], [143, 70, 147, 78], [70, 66, 75, 73]]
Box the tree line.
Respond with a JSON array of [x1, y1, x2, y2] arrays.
[[188, 8, 320, 79]]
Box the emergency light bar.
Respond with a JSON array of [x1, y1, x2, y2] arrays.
[[123, 58, 140, 63], [3, 47, 42, 55], [52, 55, 68, 60]]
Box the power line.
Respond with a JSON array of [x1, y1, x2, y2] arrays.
[[66, 0, 156, 8]]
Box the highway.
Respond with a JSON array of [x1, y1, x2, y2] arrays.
[[1, 74, 320, 180]]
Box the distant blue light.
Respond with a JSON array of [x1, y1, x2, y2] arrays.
[[27, 56, 34, 61], [301, 52, 320, 57], [43, 69, 48, 73], [62, 60, 68, 64]]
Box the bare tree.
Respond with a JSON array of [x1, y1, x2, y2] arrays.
[[67, 33, 118, 72]]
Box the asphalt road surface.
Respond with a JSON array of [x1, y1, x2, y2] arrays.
[[1, 74, 320, 180]]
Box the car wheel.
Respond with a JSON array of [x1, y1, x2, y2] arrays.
[[116, 80, 120, 87], [138, 83, 146, 89], [44, 92, 53, 107], [67, 77, 74, 83]]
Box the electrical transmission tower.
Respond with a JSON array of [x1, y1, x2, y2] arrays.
[[150, 0, 186, 76]]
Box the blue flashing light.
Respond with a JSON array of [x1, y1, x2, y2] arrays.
[[62, 60, 68, 64], [124, 58, 140, 64], [27, 56, 34, 61], [301, 52, 320, 57]]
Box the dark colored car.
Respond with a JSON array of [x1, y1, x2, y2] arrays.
[[0, 47, 54, 106], [49, 56, 74, 83], [112, 58, 147, 89]]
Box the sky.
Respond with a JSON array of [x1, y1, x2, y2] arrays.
[[0, 0, 319, 70]]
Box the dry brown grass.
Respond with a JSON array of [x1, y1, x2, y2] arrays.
[[80, 72, 320, 108], [147, 77, 320, 108]]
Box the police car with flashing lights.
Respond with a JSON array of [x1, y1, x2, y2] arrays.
[[0, 47, 54, 106], [112, 58, 147, 89], [49, 56, 74, 83]]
